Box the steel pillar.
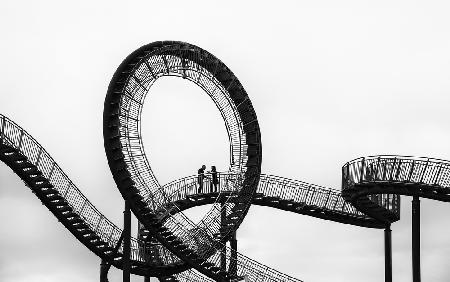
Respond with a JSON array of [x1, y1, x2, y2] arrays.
[[123, 200, 131, 282], [100, 259, 109, 282], [144, 276, 150, 282], [229, 231, 237, 276], [220, 200, 227, 272], [412, 195, 421, 282], [384, 225, 392, 282]]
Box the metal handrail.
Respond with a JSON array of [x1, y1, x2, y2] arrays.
[[340, 155, 450, 217], [0, 114, 152, 263], [258, 174, 365, 217], [161, 173, 366, 219], [344, 154, 450, 167], [343, 155, 450, 188]]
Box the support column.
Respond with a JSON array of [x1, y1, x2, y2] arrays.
[[412, 195, 421, 282], [220, 200, 227, 272], [144, 276, 150, 282], [123, 200, 131, 282], [100, 259, 109, 282], [229, 231, 237, 276], [384, 225, 392, 282]]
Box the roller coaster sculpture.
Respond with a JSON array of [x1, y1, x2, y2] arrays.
[[1, 41, 448, 282]]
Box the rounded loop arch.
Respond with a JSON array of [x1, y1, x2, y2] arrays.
[[104, 41, 262, 280]]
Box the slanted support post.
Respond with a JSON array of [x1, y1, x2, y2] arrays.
[[384, 224, 392, 282], [100, 259, 109, 282], [123, 200, 131, 282], [412, 195, 421, 282]]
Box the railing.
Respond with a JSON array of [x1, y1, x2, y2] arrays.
[[340, 155, 450, 216], [161, 173, 367, 219], [343, 155, 450, 188], [258, 174, 366, 217], [163, 172, 243, 203], [0, 115, 151, 263]]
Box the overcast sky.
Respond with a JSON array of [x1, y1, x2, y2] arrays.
[[1, 1, 450, 281]]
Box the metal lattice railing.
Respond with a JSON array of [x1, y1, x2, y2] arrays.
[[343, 155, 450, 188], [258, 174, 366, 217], [160, 173, 367, 220], [340, 155, 450, 216], [0, 114, 156, 263]]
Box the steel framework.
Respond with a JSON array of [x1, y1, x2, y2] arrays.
[[1, 41, 449, 282]]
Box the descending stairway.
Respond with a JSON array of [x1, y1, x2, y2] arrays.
[[0, 114, 186, 277]]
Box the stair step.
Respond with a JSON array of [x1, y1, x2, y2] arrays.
[[68, 217, 84, 224], [78, 229, 92, 235], [15, 162, 34, 169], [47, 194, 64, 201], [165, 235, 176, 241], [279, 199, 293, 205], [201, 262, 215, 268], [35, 182, 54, 188], [9, 154, 27, 162], [181, 249, 194, 257], [41, 187, 58, 195], [170, 239, 182, 246], [0, 146, 15, 154], [85, 233, 101, 241], [102, 246, 114, 253], [32, 176, 48, 182], [58, 206, 72, 213], [175, 244, 188, 251], [140, 207, 154, 217], [74, 222, 89, 229], [265, 196, 279, 202], [22, 167, 40, 174], [64, 211, 78, 218], [210, 266, 221, 273], [93, 241, 107, 247]]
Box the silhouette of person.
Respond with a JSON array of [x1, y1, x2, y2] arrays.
[[210, 166, 219, 192], [197, 165, 206, 193]]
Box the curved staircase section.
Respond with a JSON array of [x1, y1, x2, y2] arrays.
[[0, 114, 186, 276], [342, 155, 450, 223]]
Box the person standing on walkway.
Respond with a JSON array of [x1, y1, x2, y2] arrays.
[[197, 165, 206, 193], [210, 166, 219, 192]]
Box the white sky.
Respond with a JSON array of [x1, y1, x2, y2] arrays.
[[1, 1, 450, 281]]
